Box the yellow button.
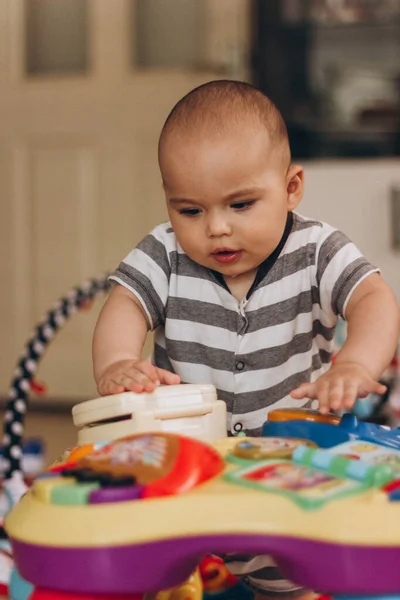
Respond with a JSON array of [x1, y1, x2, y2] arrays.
[[33, 476, 75, 503]]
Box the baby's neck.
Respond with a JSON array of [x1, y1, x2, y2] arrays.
[[223, 269, 257, 302]]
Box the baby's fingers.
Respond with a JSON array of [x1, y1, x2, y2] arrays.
[[156, 368, 181, 385], [121, 369, 162, 393], [314, 380, 331, 414], [130, 361, 161, 384], [338, 381, 359, 411], [357, 379, 387, 399], [370, 381, 387, 395], [98, 378, 125, 396], [290, 382, 317, 400]]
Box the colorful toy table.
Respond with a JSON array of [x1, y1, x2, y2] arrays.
[[6, 407, 400, 600]]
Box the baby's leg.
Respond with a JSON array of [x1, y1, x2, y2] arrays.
[[222, 553, 315, 600]]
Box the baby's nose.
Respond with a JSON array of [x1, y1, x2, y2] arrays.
[[206, 215, 232, 237]]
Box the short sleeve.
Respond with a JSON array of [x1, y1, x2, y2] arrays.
[[108, 228, 171, 330], [316, 228, 379, 320]]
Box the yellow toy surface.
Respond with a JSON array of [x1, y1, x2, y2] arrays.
[[4, 437, 395, 547]]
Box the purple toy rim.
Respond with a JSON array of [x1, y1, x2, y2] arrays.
[[11, 533, 400, 595], [89, 485, 144, 504]]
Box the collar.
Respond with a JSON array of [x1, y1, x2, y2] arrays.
[[211, 211, 294, 298]]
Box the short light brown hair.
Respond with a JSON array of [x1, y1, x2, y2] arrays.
[[158, 79, 291, 168]]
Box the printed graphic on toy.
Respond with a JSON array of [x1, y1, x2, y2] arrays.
[[231, 437, 316, 461], [330, 439, 400, 475], [224, 458, 369, 510], [36, 432, 225, 506]]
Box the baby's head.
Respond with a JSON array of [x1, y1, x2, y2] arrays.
[[158, 80, 304, 279]]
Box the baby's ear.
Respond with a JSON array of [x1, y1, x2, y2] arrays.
[[286, 165, 304, 210]]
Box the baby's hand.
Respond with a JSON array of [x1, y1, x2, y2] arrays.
[[97, 359, 181, 396], [290, 362, 386, 414]]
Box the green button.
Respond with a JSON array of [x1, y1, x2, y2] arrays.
[[34, 477, 75, 503], [51, 482, 100, 505]]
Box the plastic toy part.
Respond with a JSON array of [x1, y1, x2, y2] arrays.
[[14, 568, 204, 600], [154, 568, 202, 600], [30, 590, 143, 600], [332, 597, 400, 600], [263, 411, 400, 450], [72, 385, 227, 446], [33, 433, 225, 506], [292, 446, 394, 487], [326, 440, 400, 477], [9, 568, 33, 600], [262, 418, 349, 448], [67, 444, 95, 463], [231, 437, 316, 461], [78, 432, 225, 499], [267, 408, 340, 425], [223, 456, 372, 510], [89, 485, 144, 505], [199, 555, 238, 593], [28, 571, 204, 600], [199, 555, 254, 599], [384, 480, 400, 501]]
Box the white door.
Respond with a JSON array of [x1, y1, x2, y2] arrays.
[[0, 0, 250, 401]]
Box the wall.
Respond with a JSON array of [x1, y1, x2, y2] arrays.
[[0, 407, 76, 468], [301, 159, 400, 299]]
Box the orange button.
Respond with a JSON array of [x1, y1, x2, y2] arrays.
[[267, 408, 340, 425], [67, 444, 95, 463]]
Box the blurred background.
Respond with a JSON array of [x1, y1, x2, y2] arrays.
[[0, 0, 399, 458]]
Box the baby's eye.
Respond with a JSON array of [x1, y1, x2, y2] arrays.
[[179, 208, 201, 216], [231, 200, 255, 211]]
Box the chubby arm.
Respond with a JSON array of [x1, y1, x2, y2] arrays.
[[334, 273, 399, 378], [292, 273, 400, 413], [93, 284, 180, 395]]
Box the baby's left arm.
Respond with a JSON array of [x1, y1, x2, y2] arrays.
[[291, 273, 400, 413]]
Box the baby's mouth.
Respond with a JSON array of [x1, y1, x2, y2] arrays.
[[211, 249, 243, 264]]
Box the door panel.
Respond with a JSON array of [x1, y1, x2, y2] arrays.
[[0, 0, 250, 400]]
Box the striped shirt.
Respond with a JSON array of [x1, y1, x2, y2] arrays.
[[110, 211, 378, 437]]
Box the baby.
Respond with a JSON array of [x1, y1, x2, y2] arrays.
[[93, 80, 399, 599]]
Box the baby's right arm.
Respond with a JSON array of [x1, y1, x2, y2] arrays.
[[92, 284, 180, 396]]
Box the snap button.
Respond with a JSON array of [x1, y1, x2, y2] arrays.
[[235, 361, 245, 371], [233, 422, 243, 433]]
